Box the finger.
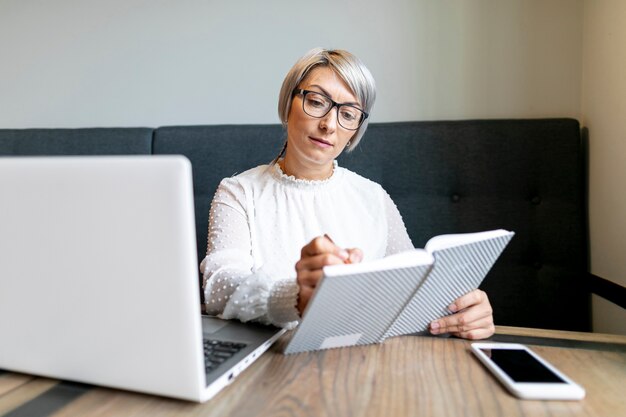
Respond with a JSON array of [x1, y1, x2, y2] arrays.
[[448, 289, 488, 313], [433, 315, 493, 335], [346, 248, 363, 264], [451, 323, 495, 340], [431, 307, 492, 334], [301, 236, 349, 260], [301, 236, 338, 256], [429, 306, 493, 334], [296, 252, 347, 273]]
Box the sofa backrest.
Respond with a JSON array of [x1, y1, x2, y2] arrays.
[[340, 119, 588, 331], [0, 128, 153, 155], [0, 119, 589, 331], [152, 125, 285, 271]]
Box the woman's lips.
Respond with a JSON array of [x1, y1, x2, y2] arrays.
[[309, 136, 333, 148]]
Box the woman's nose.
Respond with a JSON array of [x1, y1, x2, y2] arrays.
[[319, 106, 338, 131]]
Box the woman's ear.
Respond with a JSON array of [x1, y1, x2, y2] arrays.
[[344, 132, 358, 152]]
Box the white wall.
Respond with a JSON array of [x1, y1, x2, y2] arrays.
[[581, 0, 626, 335], [0, 0, 582, 128]]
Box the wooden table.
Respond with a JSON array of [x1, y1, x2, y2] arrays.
[[1, 326, 625, 417]]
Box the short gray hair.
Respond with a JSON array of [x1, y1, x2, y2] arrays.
[[277, 48, 376, 152]]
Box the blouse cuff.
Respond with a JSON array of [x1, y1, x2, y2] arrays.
[[268, 279, 300, 329]]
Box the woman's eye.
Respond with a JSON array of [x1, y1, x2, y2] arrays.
[[308, 98, 326, 108], [340, 110, 357, 121]]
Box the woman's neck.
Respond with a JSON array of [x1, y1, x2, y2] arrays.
[[279, 156, 334, 181]]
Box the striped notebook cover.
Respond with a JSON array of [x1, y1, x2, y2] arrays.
[[382, 232, 514, 339], [284, 230, 514, 354]]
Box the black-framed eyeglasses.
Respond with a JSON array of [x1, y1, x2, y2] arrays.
[[293, 89, 368, 131]]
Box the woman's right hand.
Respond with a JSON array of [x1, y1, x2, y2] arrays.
[[295, 235, 362, 315]]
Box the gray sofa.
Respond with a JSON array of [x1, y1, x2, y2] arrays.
[[0, 119, 594, 331]]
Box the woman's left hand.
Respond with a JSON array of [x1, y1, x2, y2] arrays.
[[428, 289, 494, 340]]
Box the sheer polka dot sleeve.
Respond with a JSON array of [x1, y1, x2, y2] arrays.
[[383, 191, 414, 255], [200, 178, 299, 328]]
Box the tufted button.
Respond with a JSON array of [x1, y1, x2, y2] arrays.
[[533, 261, 542, 270], [451, 194, 461, 202], [531, 196, 541, 205]]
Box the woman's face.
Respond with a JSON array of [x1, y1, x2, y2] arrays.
[[284, 66, 359, 178]]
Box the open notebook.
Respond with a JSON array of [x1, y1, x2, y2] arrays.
[[284, 229, 514, 354]]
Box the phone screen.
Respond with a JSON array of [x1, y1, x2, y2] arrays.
[[480, 348, 566, 383]]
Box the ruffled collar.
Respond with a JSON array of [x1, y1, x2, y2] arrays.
[[271, 160, 341, 188]]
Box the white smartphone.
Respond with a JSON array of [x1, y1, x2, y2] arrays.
[[471, 342, 585, 400]]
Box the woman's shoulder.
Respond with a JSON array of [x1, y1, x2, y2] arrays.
[[219, 164, 272, 187], [338, 166, 385, 193], [213, 165, 273, 204]]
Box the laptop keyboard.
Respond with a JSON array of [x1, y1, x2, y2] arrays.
[[203, 339, 248, 373]]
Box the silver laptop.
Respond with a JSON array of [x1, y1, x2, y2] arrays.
[[0, 155, 285, 402]]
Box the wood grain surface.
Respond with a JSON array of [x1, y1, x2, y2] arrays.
[[1, 328, 625, 417]]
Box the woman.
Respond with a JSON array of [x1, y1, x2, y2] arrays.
[[201, 48, 494, 340]]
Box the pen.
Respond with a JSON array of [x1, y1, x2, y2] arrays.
[[324, 233, 351, 264]]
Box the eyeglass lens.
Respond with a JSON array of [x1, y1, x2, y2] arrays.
[[302, 91, 363, 130]]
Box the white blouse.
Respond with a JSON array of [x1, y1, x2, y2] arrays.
[[200, 161, 414, 329]]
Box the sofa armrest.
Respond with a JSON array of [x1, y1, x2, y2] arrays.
[[590, 274, 626, 309]]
